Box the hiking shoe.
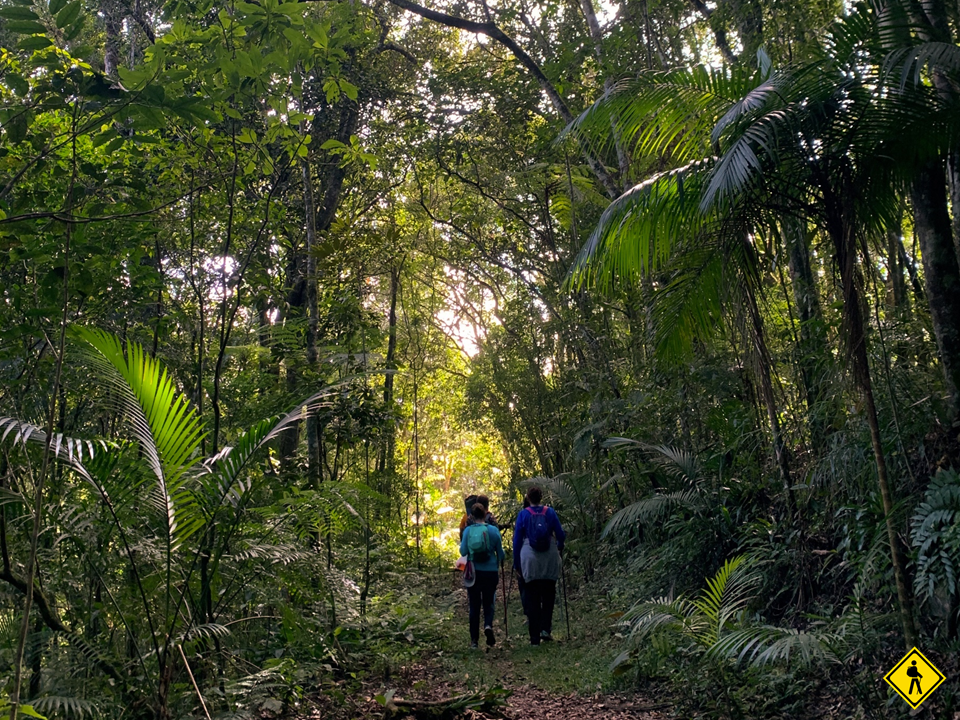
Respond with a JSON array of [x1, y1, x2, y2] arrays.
[[540, 631, 553, 642], [470, 642, 479, 649], [484, 626, 495, 647]]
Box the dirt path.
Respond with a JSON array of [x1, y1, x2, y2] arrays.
[[367, 577, 669, 720], [367, 649, 669, 720], [288, 571, 668, 720]]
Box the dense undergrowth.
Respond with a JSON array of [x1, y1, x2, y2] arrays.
[[3, 0, 960, 716]]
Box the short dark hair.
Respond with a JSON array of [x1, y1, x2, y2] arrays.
[[522, 494, 530, 508], [527, 486, 542, 505], [477, 495, 490, 510], [471, 503, 487, 520]]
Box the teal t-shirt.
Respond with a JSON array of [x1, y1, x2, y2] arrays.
[[459, 522, 504, 572]]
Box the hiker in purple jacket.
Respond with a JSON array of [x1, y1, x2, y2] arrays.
[[512, 486, 565, 645]]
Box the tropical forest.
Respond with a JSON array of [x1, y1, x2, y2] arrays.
[[0, 0, 959, 716]]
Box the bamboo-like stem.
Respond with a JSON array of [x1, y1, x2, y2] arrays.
[[178, 645, 212, 720]]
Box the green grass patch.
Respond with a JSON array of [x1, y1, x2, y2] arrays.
[[432, 577, 626, 695]]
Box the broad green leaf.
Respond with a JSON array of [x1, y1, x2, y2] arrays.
[[55, 1, 80, 29], [322, 77, 338, 103], [0, 6, 40, 21], [17, 35, 51, 51], [275, 2, 302, 17], [5, 19, 47, 33], [62, 15, 83, 39], [91, 127, 119, 147], [4, 71, 30, 94], [234, 1, 263, 15], [338, 78, 358, 101]]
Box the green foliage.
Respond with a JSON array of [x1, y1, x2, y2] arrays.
[[0, 0, 959, 714], [614, 555, 759, 662], [912, 468, 960, 628], [0, 699, 45, 719]]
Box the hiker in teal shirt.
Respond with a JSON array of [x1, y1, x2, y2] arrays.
[[460, 503, 505, 648]]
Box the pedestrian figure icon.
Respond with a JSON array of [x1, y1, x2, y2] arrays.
[[884, 648, 945, 709], [906, 660, 922, 694]]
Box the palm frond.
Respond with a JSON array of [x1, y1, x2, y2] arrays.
[[0, 417, 106, 466], [708, 625, 844, 666], [521, 473, 587, 509], [712, 73, 786, 145], [648, 444, 701, 483], [702, 111, 786, 210], [568, 65, 766, 163], [650, 249, 726, 360], [884, 41, 960, 89], [599, 440, 701, 482], [198, 378, 353, 514], [602, 490, 707, 538], [31, 696, 99, 719], [72, 327, 206, 550], [178, 623, 231, 643], [690, 555, 759, 645], [619, 556, 759, 650], [567, 159, 714, 290], [227, 542, 315, 565], [620, 596, 699, 641]]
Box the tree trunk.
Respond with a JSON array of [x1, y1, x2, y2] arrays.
[[578, 0, 629, 181], [102, 0, 122, 77], [949, 150, 960, 261], [27, 619, 41, 699], [301, 147, 321, 488], [378, 263, 400, 490], [911, 160, 960, 424], [829, 209, 918, 649], [279, 100, 360, 470], [744, 280, 794, 518], [783, 217, 830, 443], [885, 212, 909, 311]]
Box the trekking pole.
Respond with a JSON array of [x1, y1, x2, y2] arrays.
[[561, 553, 571, 641], [500, 559, 509, 638]]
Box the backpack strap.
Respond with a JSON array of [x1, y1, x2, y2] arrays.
[[523, 506, 546, 535], [525, 506, 547, 526]]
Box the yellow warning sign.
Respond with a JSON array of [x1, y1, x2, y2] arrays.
[[883, 647, 945, 709]]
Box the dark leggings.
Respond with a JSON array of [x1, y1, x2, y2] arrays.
[[525, 579, 556, 644], [467, 570, 499, 643]]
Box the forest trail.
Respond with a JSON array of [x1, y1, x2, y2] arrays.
[[378, 656, 670, 720], [303, 569, 670, 720]]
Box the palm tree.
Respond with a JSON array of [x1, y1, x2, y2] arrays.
[[0, 327, 346, 718], [568, 5, 960, 647], [567, 64, 798, 518]]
